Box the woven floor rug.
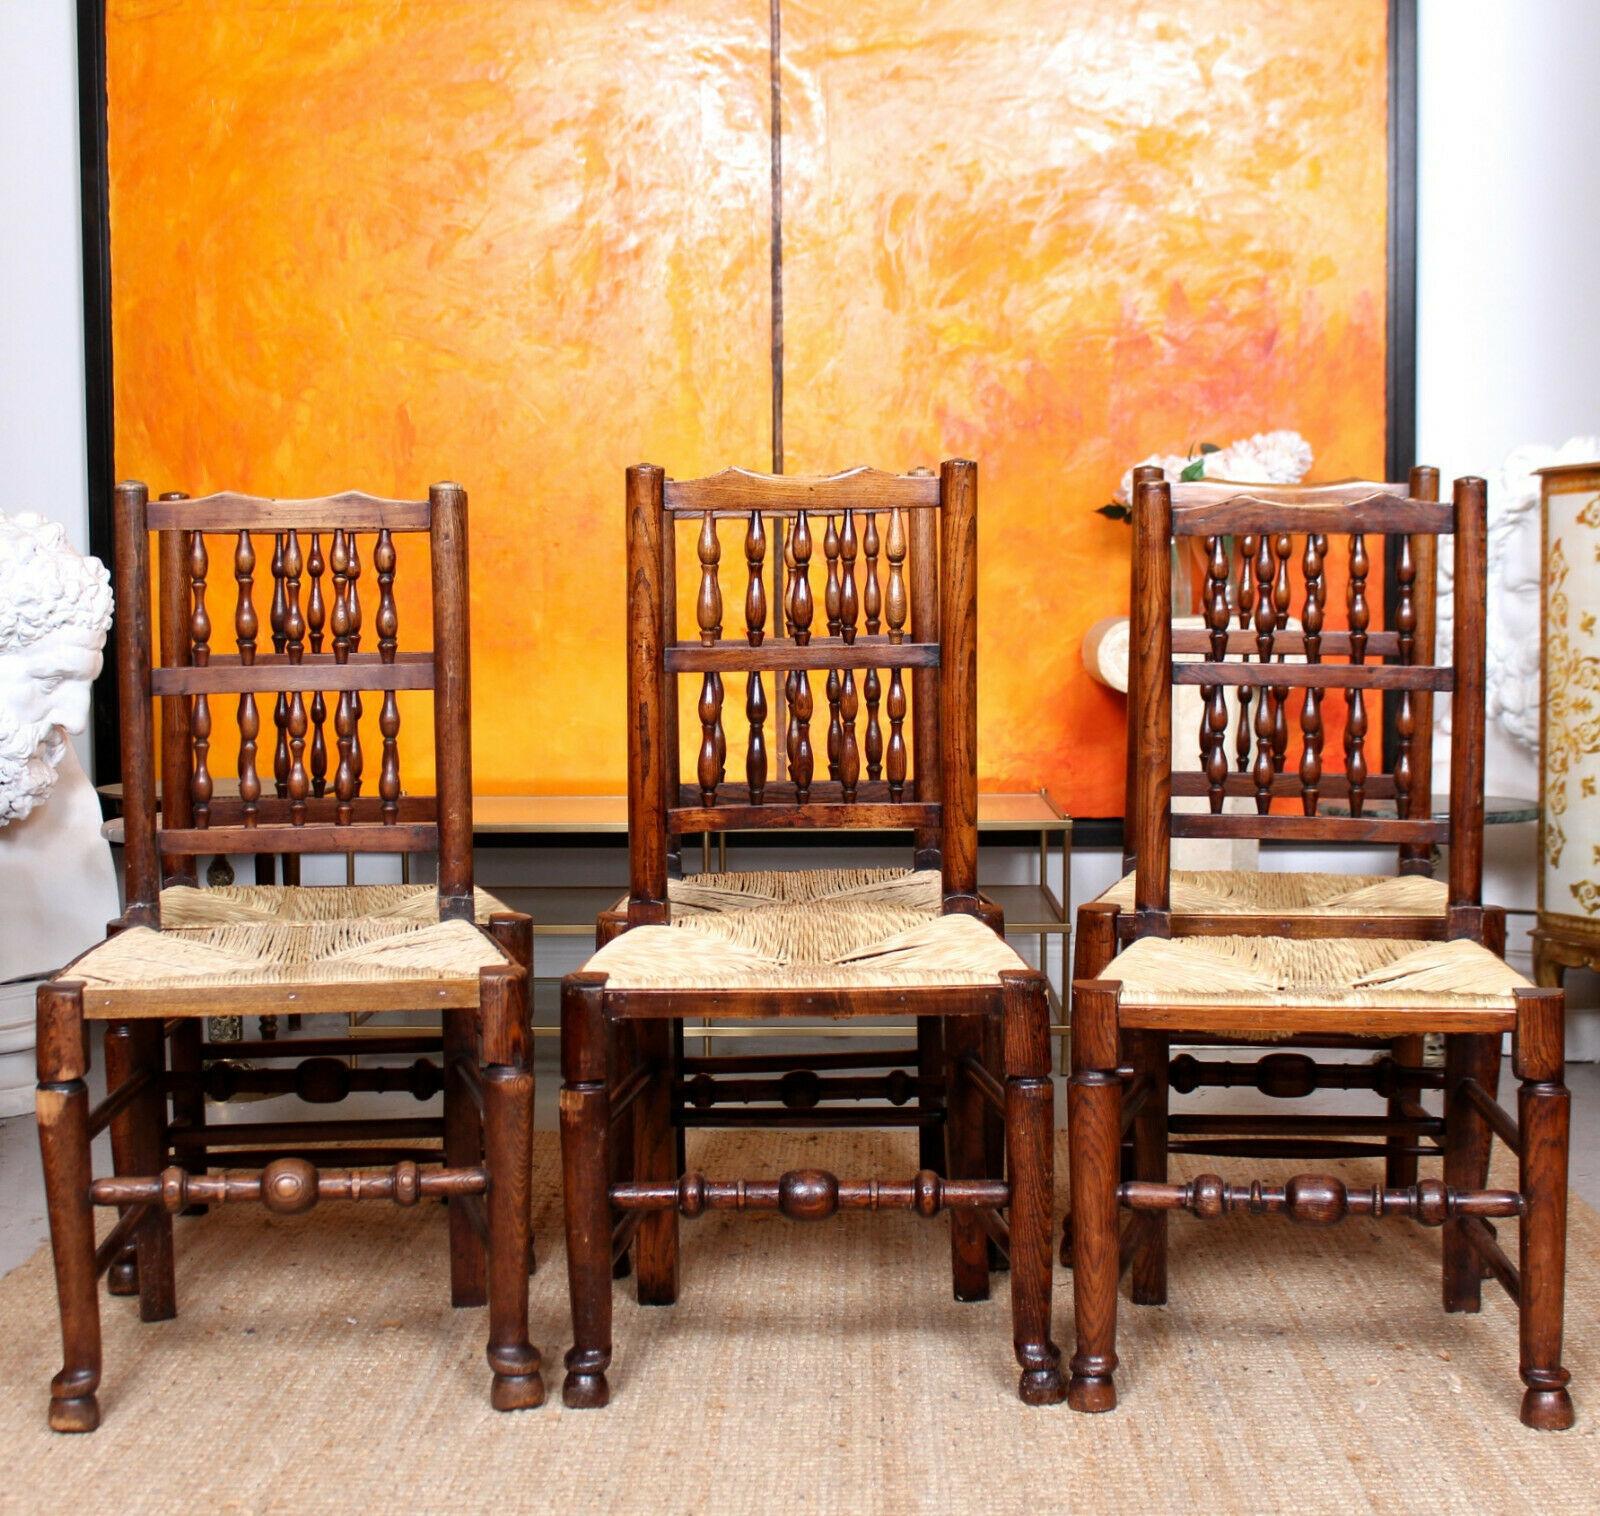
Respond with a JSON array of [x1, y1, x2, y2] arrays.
[[0, 1130, 1595, 1514]]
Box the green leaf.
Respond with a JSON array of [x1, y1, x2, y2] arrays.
[[1198, 442, 1221, 454], [1096, 502, 1132, 521], [1179, 457, 1207, 482]]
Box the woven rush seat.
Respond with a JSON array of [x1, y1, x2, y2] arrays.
[[1093, 869, 1448, 917], [68, 917, 510, 1016], [1104, 934, 1528, 1012], [631, 865, 942, 918], [156, 883, 514, 927], [588, 901, 1024, 997]]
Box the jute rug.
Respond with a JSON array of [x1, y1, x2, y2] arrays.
[[0, 1130, 1595, 1515]]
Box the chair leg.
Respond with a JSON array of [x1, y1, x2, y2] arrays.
[[944, 1013, 990, 1303], [981, 1009, 1008, 1272], [632, 1020, 680, 1305], [917, 1016, 945, 1175], [1128, 1029, 1169, 1307], [102, 1022, 141, 1298], [1061, 902, 1120, 1269], [488, 911, 537, 1277], [1002, 972, 1064, 1405], [1514, 989, 1574, 1431], [1068, 979, 1122, 1413], [561, 973, 614, 1408], [480, 963, 543, 1412], [609, 1021, 636, 1281], [1442, 1031, 1499, 1313], [443, 1008, 487, 1308], [36, 982, 102, 1433], [1385, 1034, 1425, 1188], [167, 1017, 208, 1214], [117, 1020, 175, 1321]]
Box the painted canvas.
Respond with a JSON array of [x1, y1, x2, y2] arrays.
[[106, 0, 1390, 814]]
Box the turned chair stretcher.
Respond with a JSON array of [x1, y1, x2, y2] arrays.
[[1065, 473, 1573, 1431], [35, 482, 543, 1434], [559, 461, 1064, 1409]]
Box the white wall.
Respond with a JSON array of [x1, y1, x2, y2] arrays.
[[1, 4, 93, 775], [1416, 0, 1600, 1051], [1416, 0, 1600, 471]]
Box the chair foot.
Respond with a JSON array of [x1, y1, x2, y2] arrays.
[[1066, 1371, 1117, 1413], [48, 1388, 99, 1434], [1521, 1385, 1575, 1432], [107, 1254, 138, 1297], [562, 1348, 611, 1409], [490, 1367, 547, 1413], [1018, 1349, 1066, 1405]]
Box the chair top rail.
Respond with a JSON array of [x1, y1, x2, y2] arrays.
[[1170, 488, 1453, 537], [662, 465, 942, 516], [142, 489, 435, 533]]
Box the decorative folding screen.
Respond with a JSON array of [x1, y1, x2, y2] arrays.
[[105, 0, 1393, 815]]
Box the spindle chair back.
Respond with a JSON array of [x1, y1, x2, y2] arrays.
[[1126, 469, 1483, 940], [624, 460, 979, 919], [114, 481, 475, 922]]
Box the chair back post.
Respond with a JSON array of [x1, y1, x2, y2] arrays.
[[626, 463, 670, 924], [1131, 477, 1173, 924], [937, 458, 979, 907], [908, 487, 943, 870], [1121, 463, 1166, 876], [113, 480, 161, 925], [156, 493, 197, 886], [1447, 475, 1489, 921], [1399, 463, 1441, 874], [429, 482, 474, 919]]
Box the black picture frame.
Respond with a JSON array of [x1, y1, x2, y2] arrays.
[[76, 0, 1421, 845]]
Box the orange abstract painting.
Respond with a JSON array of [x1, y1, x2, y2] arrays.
[[107, 0, 1389, 814]]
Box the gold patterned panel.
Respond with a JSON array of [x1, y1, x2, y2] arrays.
[[1538, 463, 1600, 939]]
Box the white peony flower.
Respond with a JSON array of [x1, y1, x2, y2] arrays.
[[1114, 430, 1313, 503]]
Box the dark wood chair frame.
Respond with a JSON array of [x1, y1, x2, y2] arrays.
[[1066, 465, 1506, 1261], [560, 461, 1063, 1408], [1066, 474, 1573, 1429], [35, 482, 542, 1432]]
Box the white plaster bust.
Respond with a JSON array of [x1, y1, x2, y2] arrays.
[[0, 512, 118, 1115], [0, 512, 113, 823]]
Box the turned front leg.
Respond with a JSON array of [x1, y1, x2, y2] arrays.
[[561, 973, 614, 1408], [1514, 988, 1575, 1431], [36, 982, 102, 1433], [1061, 902, 1120, 1269], [1068, 979, 1122, 1412], [1001, 971, 1064, 1404], [481, 962, 543, 1412]]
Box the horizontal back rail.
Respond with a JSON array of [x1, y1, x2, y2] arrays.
[[1170, 628, 1403, 658], [155, 821, 438, 855], [668, 800, 939, 836], [1171, 663, 1452, 692], [146, 492, 432, 533], [1170, 813, 1447, 845], [151, 651, 436, 696], [664, 637, 939, 674]]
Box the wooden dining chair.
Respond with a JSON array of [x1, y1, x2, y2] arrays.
[[34, 482, 542, 1432], [558, 461, 1062, 1409], [1064, 465, 1495, 1264], [1067, 473, 1573, 1429]]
